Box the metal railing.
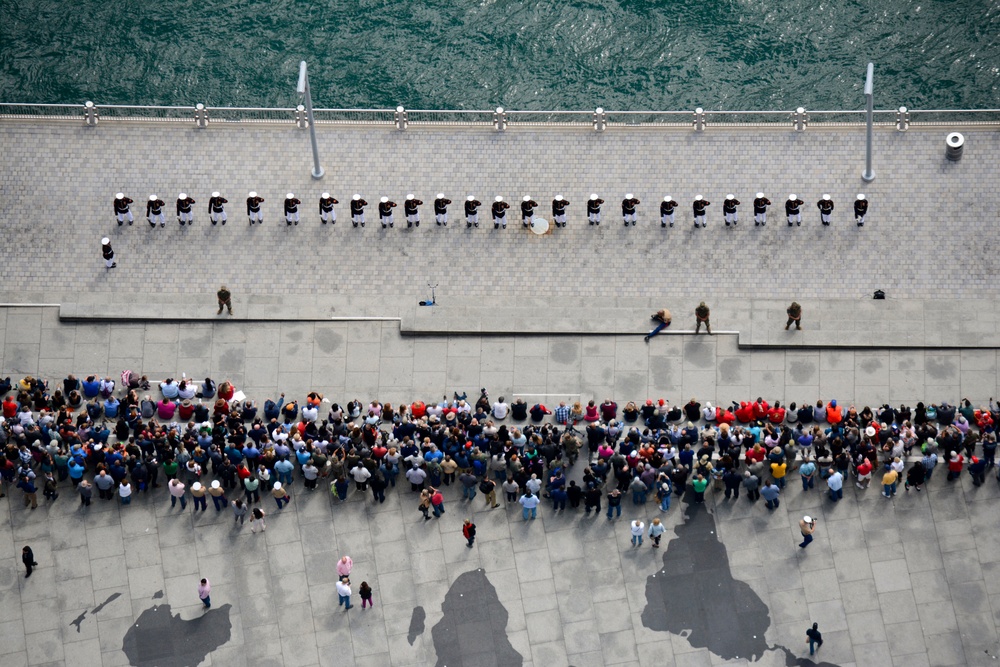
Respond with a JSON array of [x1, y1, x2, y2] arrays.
[[2, 101, 999, 131]]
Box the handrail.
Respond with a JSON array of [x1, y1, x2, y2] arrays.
[[2, 101, 1000, 130]]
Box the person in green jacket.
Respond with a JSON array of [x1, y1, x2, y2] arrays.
[[162, 459, 179, 480]]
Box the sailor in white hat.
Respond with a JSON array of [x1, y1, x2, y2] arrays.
[[101, 238, 116, 269], [692, 195, 710, 228], [113, 193, 134, 226], [284, 193, 301, 225], [587, 194, 604, 226], [491, 195, 510, 230], [209, 191, 228, 225], [434, 193, 450, 226], [817, 194, 834, 226], [464, 195, 481, 228], [799, 515, 816, 549], [146, 195, 166, 228], [319, 192, 338, 225], [753, 192, 771, 226], [552, 195, 569, 228], [404, 193, 423, 228], [350, 194, 367, 227], [521, 195, 538, 227], [660, 195, 677, 228], [176, 193, 195, 226], [723, 194, 740, 226], [246, 191, 265, 225], [785, 194, 804, 226], [854, 194, 868, 227], [378, 196, 397, 229], [622, 193, 639, 226]]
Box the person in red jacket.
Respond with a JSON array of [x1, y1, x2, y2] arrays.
[[947, 453, 964, 481], [410, 401, 426, 419], [735, 401, 754, 423], [717, 405, 736, 425], [752, 398, 770, 421], [826, 400, 843, 426], [462, 519, 477, 547], [767, 402, 786, 424]]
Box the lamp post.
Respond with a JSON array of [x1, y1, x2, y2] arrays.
[[297, 61, 324, 180], [862, 62, 875, 182]]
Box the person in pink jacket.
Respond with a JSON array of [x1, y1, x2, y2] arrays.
[[157, 398, 177, 420], [337, 555, 353, 580]]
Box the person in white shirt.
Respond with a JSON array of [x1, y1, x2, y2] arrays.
[[518, 491, 539, 520], [702, 402, 716, 421], [630, 520, 645, 547], [350, 464, 371, 490], [301, 404, 318, 423], [336, 579, 353, 609], [492, 398, 509, 420]]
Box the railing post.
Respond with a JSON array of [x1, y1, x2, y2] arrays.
[[493, 106, 507, 131], [295, 104, 308, 129], [896, 106, 909, 131], [194, 103, 209, 129], [693, 107, 706, 132], [862, 62, 875, 182], [593, 107, 606, 132], [83, 101, 98, 126], [793, 107, 808, 131], [395, 105, 407, 130]]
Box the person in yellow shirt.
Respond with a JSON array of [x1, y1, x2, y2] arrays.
[[770, 461, 788, 489], [882, 466, 899, 498]]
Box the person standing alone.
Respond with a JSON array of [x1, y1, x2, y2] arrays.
[[798, 515, 816, 548], [101, 238, 116, 269], [198, 578, 211, 609], [695, 302, 711, 334], [22, 546, 37, 578], [806, 622, 823, 655], [463, 519, 477, 548], [217, 286, 232, 315], [785, 302, 802, 331]]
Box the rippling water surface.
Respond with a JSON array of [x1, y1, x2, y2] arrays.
[[2, 0, 999, 110]]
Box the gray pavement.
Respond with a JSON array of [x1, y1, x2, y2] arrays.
[[0, 122, 998, 302], [1, 314, 1000, 666], [2, 117, 1000, 666]]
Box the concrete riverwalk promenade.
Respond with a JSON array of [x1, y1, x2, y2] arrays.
[[1, 118, 1000, 667], [0, 121, 998, 304]]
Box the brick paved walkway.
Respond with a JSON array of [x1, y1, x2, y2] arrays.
[[1, 122, 998, 300]]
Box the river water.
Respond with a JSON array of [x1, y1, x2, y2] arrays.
[[2, 0, 999, 111]]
